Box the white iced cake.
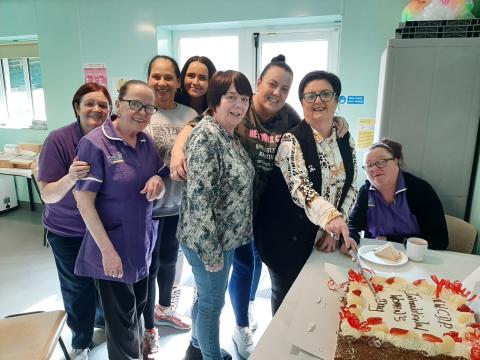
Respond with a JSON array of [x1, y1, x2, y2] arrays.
[[334, 271, 480, 360]]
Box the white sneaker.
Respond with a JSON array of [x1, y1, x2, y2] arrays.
[[71, 348, 90, 360], [232, 326, 255, 359], [248, 301, 258, 332]]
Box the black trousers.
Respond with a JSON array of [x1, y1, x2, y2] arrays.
[[47, 231, 100, 349], [267, 263, 304, 316], [96, 277, 148, 360]]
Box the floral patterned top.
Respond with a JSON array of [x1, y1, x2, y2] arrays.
[[275, 125, 357, 230], [177, 115, 255, 266]]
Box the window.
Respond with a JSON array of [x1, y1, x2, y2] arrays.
[[177, 35, 239, 71], [257, 30, 339, 116], [0, 57, 46, 129], [0, 37, 46, 130], [170, 23, 339, 117]]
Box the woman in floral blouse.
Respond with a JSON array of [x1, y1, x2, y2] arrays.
[[254, 70, 358, 314], [176, 70, 254, 360]]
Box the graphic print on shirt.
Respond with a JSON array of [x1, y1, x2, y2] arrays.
[[149, 124, 184, 164], [247, 129, 282, 172]]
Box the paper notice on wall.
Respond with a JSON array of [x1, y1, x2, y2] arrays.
[[357, 118, 376, 150], [84, 63, 108, 87]]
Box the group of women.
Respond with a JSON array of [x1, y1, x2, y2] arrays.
[[37, 51, 449, 360]]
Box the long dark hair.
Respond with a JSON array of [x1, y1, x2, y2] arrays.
[[175, 55, 217, 113]]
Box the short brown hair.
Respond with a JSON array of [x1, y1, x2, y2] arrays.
[[207, 70, 253, 112], [72, 82, 112, 119]]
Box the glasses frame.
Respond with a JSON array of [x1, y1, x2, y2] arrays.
[[362, 157, 396, 171], [302, 90, 336, 103], [118, 98, 158, 115]]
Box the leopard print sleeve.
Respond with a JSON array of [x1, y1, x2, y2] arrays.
[[275, 133, 342, 229]]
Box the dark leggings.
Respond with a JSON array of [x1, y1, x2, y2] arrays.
[[144, 215, 180, 329]]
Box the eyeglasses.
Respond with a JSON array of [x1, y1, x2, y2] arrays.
[[118, 99, 158, 115], [222, 94, 250, 105], [362, 158, 395, 170], [303, 90, 336, 103]]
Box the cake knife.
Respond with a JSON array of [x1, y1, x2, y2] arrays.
[[340, 235, 379, 299]]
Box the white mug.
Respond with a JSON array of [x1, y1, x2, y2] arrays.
[[406, 237, 428, 262]]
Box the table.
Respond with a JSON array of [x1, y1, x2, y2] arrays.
[[0, 167, 41, 211], [250, 239, 480, 360], [0, 310, 69, 359]]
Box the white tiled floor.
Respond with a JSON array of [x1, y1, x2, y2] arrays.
[[0, 205, 273, 360]]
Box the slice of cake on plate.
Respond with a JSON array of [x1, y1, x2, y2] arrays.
[[374, 242, 403, 262]]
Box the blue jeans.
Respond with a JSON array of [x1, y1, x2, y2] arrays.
[[228, 241, 262, 327], [182, 245, 234, 360], [47, 231, 103, 349]]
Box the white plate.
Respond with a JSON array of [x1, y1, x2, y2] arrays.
[[358, 244, 408, 266]]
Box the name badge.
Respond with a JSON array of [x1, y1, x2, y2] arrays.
[[107, 152, 124, 164]]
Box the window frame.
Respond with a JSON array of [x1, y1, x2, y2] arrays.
[[171, 23, 341, 86], [0, 56, 46, 129]]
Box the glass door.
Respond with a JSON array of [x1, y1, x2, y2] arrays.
[[257, 30, 340, 117]]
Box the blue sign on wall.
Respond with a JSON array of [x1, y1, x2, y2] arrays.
[[347, 96, 364, 105], [339, 95, 346, 104]]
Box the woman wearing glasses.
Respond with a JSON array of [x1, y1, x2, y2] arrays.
[[254, 70, 358, 314], [141, 55, 197, 356], [171, 57, 349, 358], [74, 80, 168, 360], [348, 138, 448, 250], [178, 70, 254, 360]]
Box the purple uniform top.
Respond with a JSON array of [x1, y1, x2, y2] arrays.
[[367, 170, 421, 238], [37, 121, 86, 238], [74, 119, 169, 284]]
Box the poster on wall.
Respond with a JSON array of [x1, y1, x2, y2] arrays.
[[84, 63, 108, 87], [357, 118, 376, 150]]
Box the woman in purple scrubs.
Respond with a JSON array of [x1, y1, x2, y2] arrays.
[[74, 80, 169, 360], [37, 82, 111, 359], [348, 138, 448, 249]]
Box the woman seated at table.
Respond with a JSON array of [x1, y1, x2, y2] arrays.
[[254, 70, 357, 314], [74, 80, 168, 360], [348, 138, 448, 250]]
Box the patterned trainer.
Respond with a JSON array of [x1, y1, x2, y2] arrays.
[[154, 305, 191, 330], [143, 328, 160, 355]]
